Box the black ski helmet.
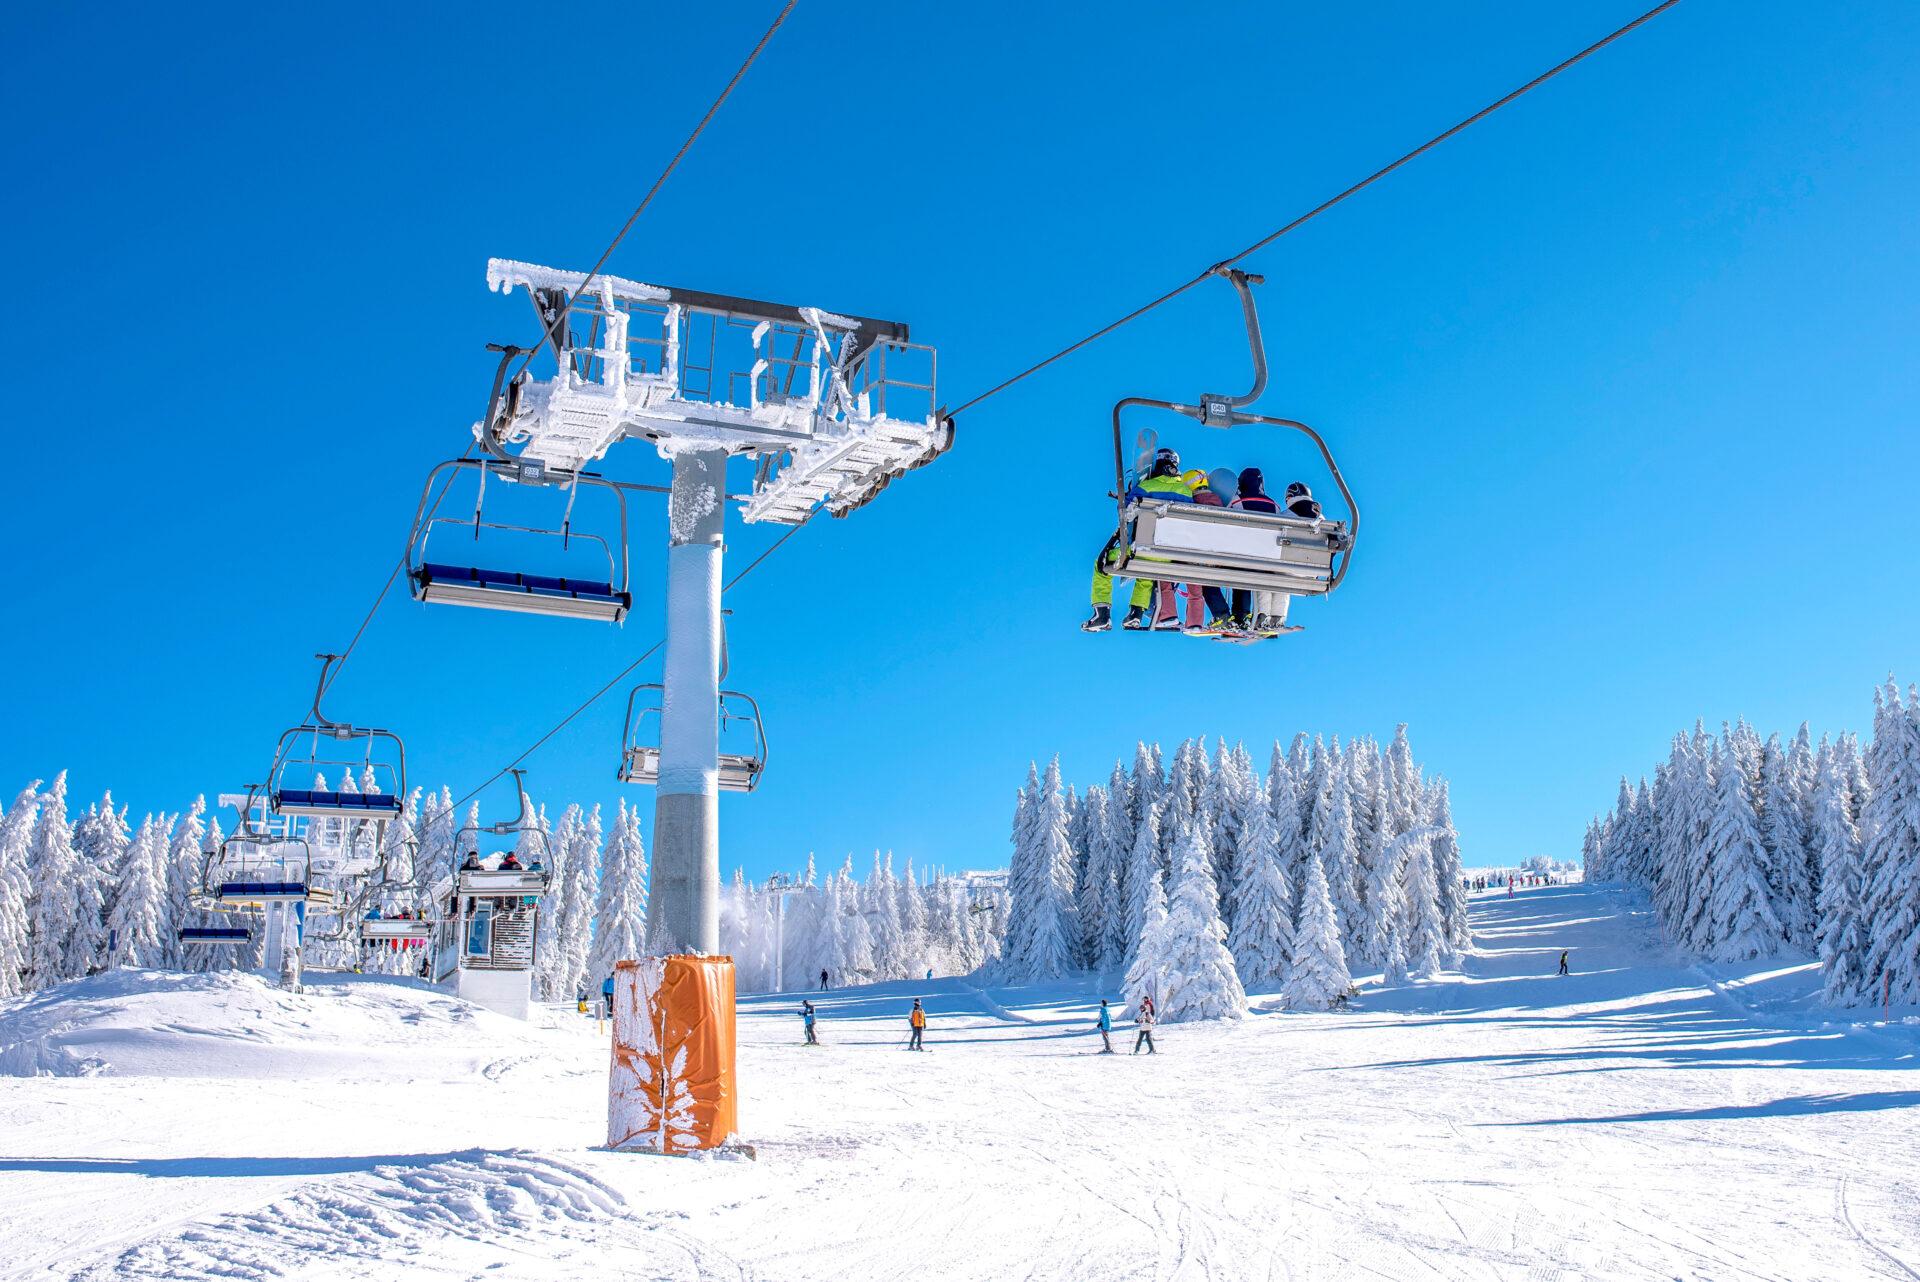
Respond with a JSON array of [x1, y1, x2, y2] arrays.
[[1285, 481, 1313, 501], [1152, 446, 1181, 475]]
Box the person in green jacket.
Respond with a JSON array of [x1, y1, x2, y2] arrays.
[[1085, 449, 1195, 632]]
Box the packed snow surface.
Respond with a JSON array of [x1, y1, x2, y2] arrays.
[[3, 884, 1918, 1280]]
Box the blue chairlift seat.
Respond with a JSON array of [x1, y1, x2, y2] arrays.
[[413, 562, 629, 623], [273, 788, 403, 819], [180, 926, 252, 944], [216, 881, 310, 903]]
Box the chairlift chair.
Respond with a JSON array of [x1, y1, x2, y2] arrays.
[[268, 656, 407, 822], [617, 684, 767, 793], [1105, 269, 1359, 605], [179, 926, 253, 945], [407, 456, 632, 624]]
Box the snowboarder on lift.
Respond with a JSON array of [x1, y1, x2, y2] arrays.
[[1132, 996, 1156, 1054], [1085, 447, 1195, 633], [1558, 951, 1570, 976], [908, 998, 927, 1051], [1179, 470, 1234, 632], [802, 999, 819, 1045], [1096, 999, 1114, 1054]]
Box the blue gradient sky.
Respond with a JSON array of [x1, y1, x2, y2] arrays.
[[4, 2, 1916, 874]]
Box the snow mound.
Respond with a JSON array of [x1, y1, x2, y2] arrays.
[[74, 1150, 626, 1282], [0, 969, 560, 1079]]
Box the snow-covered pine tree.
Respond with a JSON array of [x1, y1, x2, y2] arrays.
[[107, 813, 169, 968], [1424, 778, 1469, 954], [1860, 682, 1920, 1003], [865, 851, 907, 980], [1397, 829, 1445, 978], [70, 794, 128, 978], [1006, 759, 1079, 978], [1355, 776, 1405, 972], [1284, 847, 1351, 1010], [897, 857, 929, 978], [537, 804, 581, 1000], [587, 799, 648, 984], [0, 781, 42, 995], [1318, 752, 1365, 965], [26, 773, 81, 988], [159, 797, 206, 969], [1127, 742, 1159, 831], [1080, 786, 1129, 971], [1000, 765, 1041, 970], [1268, 749, 1310, 911], [834, 857, 877, 981], [1225, 803, 1292, 990], [1700, 739, 1786, 963], [1156, 819, 1246, 1022], [1760, 734, 1815, 949], [1814, 740, 1869, 1005], [1123, 800, 1165, 968], [1122, 868, 1168, 1016]]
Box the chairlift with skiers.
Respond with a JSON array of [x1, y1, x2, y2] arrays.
[[1097, 267, 1359, 640]]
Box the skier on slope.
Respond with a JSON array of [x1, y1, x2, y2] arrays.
[[1085, 447, 1194, 633], [820, 968, 830, 991], [1132, 995, 1157, 1055], [802, 999, 819, 1045], [1096, 999, 1114, 1054], [602, 973, 615, 1021], [1558, 950, 1570, 976], [908, 998, 927, 1051]]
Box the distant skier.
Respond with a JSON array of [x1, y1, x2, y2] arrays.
[[499, 851, 524, 871], [1558, 950, 1570, 976], [908, 999, 927, 1051], [459, 851, 483, 871], [820, 968, 830, 991], [802, 999, 819, 1045], [601, 973, 615, 1021], [1132, 996, 1156, 1055], [1096, 999, 1114, 1054]]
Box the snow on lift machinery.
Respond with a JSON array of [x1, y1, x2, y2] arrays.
[[433, 770, 553, 979], [267, 655, 407, 824], [1107, 268, 1358, 608], [465, 258, 950, 528]]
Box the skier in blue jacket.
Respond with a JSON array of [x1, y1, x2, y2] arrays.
[[801, 999, 819, 1045], [1096, 999, 1114, 1054]]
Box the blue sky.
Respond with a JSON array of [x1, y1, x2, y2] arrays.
[[4, 1, 1917, 875]]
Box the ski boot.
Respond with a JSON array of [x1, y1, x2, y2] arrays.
[[1152, 609, 1184, 631], [1081, 604, 1112, 633], [1121, 605, 1150, 630]]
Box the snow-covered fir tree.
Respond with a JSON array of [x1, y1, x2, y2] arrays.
[[107, 812, 169, 968], [1225, 804, 1292, 990], [1814, 739, 1869, 1004], [1153, 820, 1246, 1022], [0, 781, 42, 996], [1122, 868, 1168, 1015], [26, 773, 81, 988], [586, 799, 648, 985], [1284, 848, 1351, 1010]]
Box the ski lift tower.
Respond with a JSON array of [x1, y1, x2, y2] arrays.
[[480, 260, 948, 953]]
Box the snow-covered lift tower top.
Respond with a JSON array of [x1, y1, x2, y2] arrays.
[[478, 259, 947, 955], [481, 259, 949, 523]]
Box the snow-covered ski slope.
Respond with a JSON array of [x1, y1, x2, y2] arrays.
[[3, 883, 1917, 1281]]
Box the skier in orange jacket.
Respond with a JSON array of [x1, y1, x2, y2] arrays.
[[908, 999, 927, 1051]]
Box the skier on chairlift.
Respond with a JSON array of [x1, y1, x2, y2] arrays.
[[1179, 469, 1234, 632], [1085, 448, 1194, 633]]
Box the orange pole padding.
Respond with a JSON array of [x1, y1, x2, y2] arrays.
[[607, 955, 738, 1154]]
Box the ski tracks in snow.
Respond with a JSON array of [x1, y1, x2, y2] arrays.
[[68, 1151, 631, 1282]]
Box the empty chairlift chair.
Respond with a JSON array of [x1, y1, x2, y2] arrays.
[[1105, 268, 1359, 616], [179, 925, 253, 946], [407, 457, 632, 623], [618, 685, 767, 793], [268, 656, 409, 822]]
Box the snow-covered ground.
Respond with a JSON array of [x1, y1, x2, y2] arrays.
[[3, 884, 1917, 1281]]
